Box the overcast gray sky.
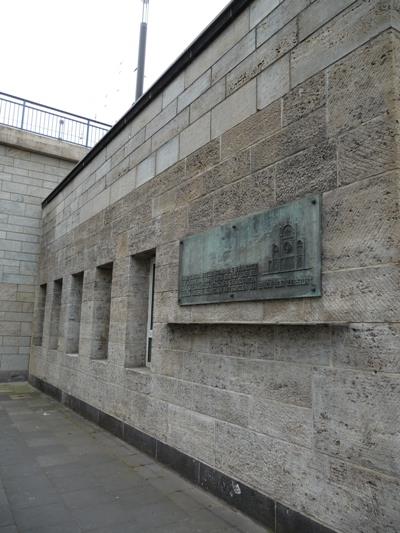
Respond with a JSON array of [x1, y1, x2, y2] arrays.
[[1, 0, 230, 125]]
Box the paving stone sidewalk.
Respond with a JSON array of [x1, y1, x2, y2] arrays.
[[0, 383, 268, 533]]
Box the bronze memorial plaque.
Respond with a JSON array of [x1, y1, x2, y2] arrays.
[[178, 195, 321, 305]]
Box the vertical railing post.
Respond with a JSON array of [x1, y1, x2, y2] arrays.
[[85, 119, 90, 147], [58, 119, 65, 140], [20, 100, 26, 130]]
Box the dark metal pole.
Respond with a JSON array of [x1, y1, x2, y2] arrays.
[[135, 0, 149, 102]]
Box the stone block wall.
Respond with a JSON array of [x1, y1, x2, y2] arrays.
[[0, 126, 87, 381], [30, 1, 400, 531]]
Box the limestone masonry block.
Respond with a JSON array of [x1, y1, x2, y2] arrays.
[[298, 0, 358, 41], [179, 113, 211, 159], [328, 30, 398, 136], [250, 397, 312, 448], [282, 71, 326, 127], [227, 20, 296, 97], [250, 0, 280, 29], [186, 139, 220, 179], [331, 322, 400, 373], [314, 368, 400, 477], [275, 140, 337, 203], [145, 100, 177, 140], [162, 74, 185, 109], [155, 136, 179, 175], [178, 70, 211, 113], [211, 31, 255, 84], [256, 55, 291, 110], [184, 10, 250, 87], [189, 79, 226, 124], [211, 80, 256, 138], [251, 106, 326, 172], [322, 172, 400, 271], [220, 99, 281, 160], [292, 0, 398, 87], [257, 0, 310, 45]]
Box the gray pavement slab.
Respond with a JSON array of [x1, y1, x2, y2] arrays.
[[0, 383, 268, 533]]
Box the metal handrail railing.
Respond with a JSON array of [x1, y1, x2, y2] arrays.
[[0, 91, 111, 148]]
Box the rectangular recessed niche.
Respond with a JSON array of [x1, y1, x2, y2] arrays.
[[66, 272, 84, 354], [91, 263, 113, 360], [125, 252, 155, 368], [49, 279, 63, 350], [33, 284, 47, 346]]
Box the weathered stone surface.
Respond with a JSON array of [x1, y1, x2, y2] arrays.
[[182, 350, 312, 407], [152, 160, 186, 197], [256, 55, 290, 110], [162, 73, 184, 109], [275, 325, 332, 366], [155, 136, 179, 175], [159, 205, 188, 243], [331, 322, 400, 373], [227, 20, 296, 96], [152, 374, 192, 407], [212, 166, 275, 225], [186, 139, 220, 179], [155, 263, 179, 293], [191, 383, 250, 427], [216, 420, 400, 533], [145, 100, 177, 140], [314, 368, 400, 477], [215, 421, 313, 509], [188, 195, 214, 233], [150, 347, 184, 379], [211, 80, 257, 139], [128, 392, 168, 441], [257, 0, 310, 45], [234, 358, 313, 407], [309, 453, 400, 533], [305, 265, 400, 323], [184, 10, 250, 87], [292, 0, 397, 87], [322, 173, 400, 270], [282, 71, 326, 127], [110, 168, 136, 205], [275, 140, 337, 203], [250, 397, 312, 447], [337, 116, 398, 185], [181, 351, 232, 391], [202, 150, 250, 194], [189, 79, 226, 124], [328, 29, 397, 135], [207, 323, 275, 359], [178, 70, 211, 113], [249, 0, 280, 29], [167, 403, 215, 465], [180, 113, 211, 159], [251, 107, 326, 172], [175, 174, 204, 208], [152, 189, 177, 218], [298, 0, 358, 41], [221, 99, 281, 160], [151, 109, 189, 153], [211, 31, 255, 84]]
